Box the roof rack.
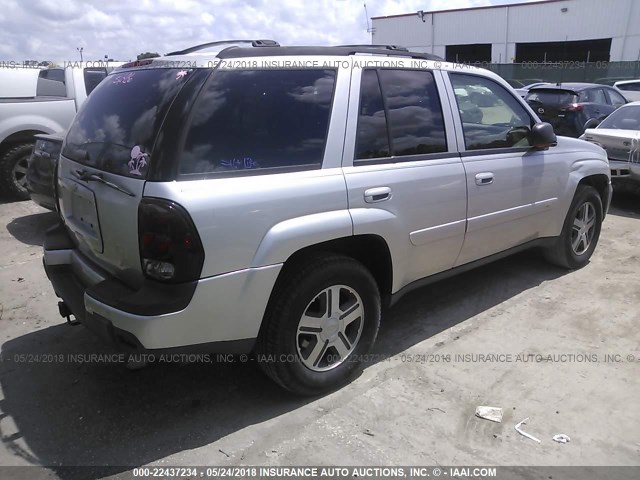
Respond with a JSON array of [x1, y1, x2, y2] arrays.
[[339, 44, 409, 52], [216, 46, 443, 61], [166, 39, 279, 56]]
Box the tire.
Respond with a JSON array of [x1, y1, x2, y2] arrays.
[[256, 255, 381, 396], [544, 185, 603, 269], [0, 143, 33, 200]]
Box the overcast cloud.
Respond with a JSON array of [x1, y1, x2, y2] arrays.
[[0, 0, 540, 63]]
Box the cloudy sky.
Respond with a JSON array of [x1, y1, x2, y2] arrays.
[[0, 0, 541, 63]]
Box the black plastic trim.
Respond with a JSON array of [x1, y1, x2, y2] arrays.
[[176, 163, 321, 181], [353, 151, 458, 166], [390, 238, 556, 306], [459, 146, 534, 158], [87, 277, 198, 316]]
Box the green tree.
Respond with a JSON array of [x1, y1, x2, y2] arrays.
[[137, 52, 160, 60]]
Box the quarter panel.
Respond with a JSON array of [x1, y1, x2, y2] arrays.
[[143, 168, 350, 278]]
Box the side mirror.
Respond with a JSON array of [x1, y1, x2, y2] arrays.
[[530, 122, 557, 149], [583, 118, 600, 130]]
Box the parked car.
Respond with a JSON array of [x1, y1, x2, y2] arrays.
[[580, 101, 640, 191], [514, 82, 549, 98], [26, 132, 63, 210], [525, 83, 627, 137], [505, 79, 525, 88], [0, 64, 120, 200], [614, 79, 640, 103], [43, 41, 611, 395]]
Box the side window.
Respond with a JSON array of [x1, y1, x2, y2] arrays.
[[39, 68, 65, 83], [378, 69, 447, 156], [450, 73, 533, 151], [180, 69, 336, 174], [606, 88, 627, 107], [355, 70, 390, 159], [584, 88, 607, 104], [36, 68, 66, 97], [617, 83, 640, 92], [354, 69, 447, 161], [84, 68, 108, 95]]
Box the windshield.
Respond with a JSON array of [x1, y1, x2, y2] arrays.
[[598, 105, 640, 130], [63, 68, 190, 178], [526, 89, 578, 106]]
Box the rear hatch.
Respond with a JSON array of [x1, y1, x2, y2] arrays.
[[58, 67, 192, 287], [525, 88, 579, 127]]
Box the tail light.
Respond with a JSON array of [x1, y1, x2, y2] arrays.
[[566, 103, 583, 112], [138, 198, 204, 283]]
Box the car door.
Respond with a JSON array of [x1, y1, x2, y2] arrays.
[[342, 67, 467, 292], [445, 72, 563, 266], [604, 87, 627, 114], [584, 87, 613, 121]]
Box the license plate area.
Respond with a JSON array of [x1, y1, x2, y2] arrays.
[[59, 177, 103, 253]]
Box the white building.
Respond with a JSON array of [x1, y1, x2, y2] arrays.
[[371, 0, 640, 63]]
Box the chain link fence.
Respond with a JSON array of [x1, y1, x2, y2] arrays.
[[479, 61, 640, 85]]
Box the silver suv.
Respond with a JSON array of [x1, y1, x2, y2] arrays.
[[43, 41, 612, 395]]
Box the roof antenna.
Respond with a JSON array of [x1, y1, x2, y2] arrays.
[[364, 4, 375, 34]]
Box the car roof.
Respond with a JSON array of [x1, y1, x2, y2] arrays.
[[614, 79, 640, 86], [529, 82, 609, 91], [122, 42, 444, 67], [113, 40, 520, 90]]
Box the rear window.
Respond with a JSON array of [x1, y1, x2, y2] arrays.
[[598, 105, 640, 130], [36, 68, 66, 97], [526, 89, 578, 106], [179, 69, 336, 175], [616, 82, 640, 92], [63, 68, 189, 178], [83, 68, 108, 95]]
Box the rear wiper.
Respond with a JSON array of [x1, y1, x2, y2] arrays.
[[73, 169, 135, 197]]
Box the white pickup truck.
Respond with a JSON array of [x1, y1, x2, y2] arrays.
[[0, 64, 118, 199]]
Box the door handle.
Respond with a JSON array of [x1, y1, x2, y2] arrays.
[[475, 172, 494, 186], [364, 187, 392, 203]]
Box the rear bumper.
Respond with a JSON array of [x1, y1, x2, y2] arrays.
[[43, 221, 282, 352]]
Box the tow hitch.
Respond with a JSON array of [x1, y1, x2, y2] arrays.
[[58, 301, 80, 326]]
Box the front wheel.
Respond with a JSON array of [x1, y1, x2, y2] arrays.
[[256, 255, 381, 396], [544, 185, 603, 269]]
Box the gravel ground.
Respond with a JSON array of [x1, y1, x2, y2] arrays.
[[0, 193, 638, 479]]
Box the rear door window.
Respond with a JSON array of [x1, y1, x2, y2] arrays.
[[616, 82, 640, 92], [179, 69, 336, 175], [355, 70, 390, 159], [583, 88, 607, 104], [354, 69, 447, 161], [63, 68, 190, 178], [83, 68, 108, 95], [605, 88, 627, 107], [36, 68, 66, 97]]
